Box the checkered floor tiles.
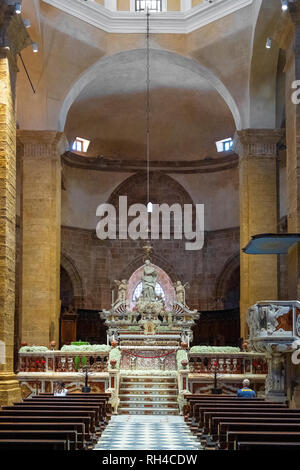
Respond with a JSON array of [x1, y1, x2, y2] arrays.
[[94, 415, 203, 451]]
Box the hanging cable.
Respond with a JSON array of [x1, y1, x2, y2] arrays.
[[18, 52, 36, 94], [146, 7, 151, 213]]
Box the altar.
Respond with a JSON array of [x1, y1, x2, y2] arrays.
[[100, 250, 200, 373]]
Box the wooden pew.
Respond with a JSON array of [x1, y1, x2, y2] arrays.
[[227, 431, 300, 450], [0, 422, 85, 449], [210, 412, 300, 440], [5, 404, 101, 426], [0, 410, 97, 434], [237, 441, 300, 450], [203, 409, 300, 440], [0, 415, 92, 442], [0, 439, 68, 450], [193, 403, 288, 428], [185, 397, 284, 425], [25, 397, 108, 425], [220, 422, 300, 449], [0, 430, 77, 450], [184, 395, 266, 421]]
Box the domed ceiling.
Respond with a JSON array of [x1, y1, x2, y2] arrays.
[[64, 52, 236, 161]]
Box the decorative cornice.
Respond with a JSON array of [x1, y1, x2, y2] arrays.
[[0, 4, 32, 69], [62, 151, 238, 174], [17, 130, 69, 158], [233, 129, 285, 159], [42, 0, 254, 34]]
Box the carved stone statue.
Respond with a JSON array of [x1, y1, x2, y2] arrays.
[[174, 281, 189, 306], [141, 260, 158, 302], [105, 387, 120, 414], [114, 279, 127, 304]]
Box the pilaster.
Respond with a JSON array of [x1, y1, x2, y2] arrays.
[[17, 130, 68, 347], [0, 3, 31, 406], [234, 129, 283, 339], [285, 1, 300, 299]]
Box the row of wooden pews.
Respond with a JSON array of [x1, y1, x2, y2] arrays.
[[184, 394, 300, 450], [0, 392, 111, 450]]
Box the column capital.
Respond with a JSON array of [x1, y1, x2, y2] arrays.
[[0, 4, 31, 67], [233, 129, 285, 159], [289, 1, 300, 27], [17, 130, 69, 158]]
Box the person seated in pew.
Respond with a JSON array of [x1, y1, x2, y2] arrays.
[[237, 379, 256, 398], [54, 382, 68, 396]]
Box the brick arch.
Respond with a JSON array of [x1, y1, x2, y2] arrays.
[[107, 171, 194, 208], [61, 252, 85, 309], [215, 252, 240, 310]]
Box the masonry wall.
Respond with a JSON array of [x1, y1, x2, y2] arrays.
[[61, 225, 240, 312]]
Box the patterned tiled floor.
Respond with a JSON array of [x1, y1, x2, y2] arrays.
[[94, 415, 203, 450]]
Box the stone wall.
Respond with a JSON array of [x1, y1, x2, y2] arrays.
[[61, 225, 240, 312]]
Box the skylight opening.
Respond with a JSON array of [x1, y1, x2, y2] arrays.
[[216, 138, 233, 153], [72, 137, 90, 153]]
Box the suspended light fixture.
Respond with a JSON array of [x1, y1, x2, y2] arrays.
[[145, 8, 152, 215], [15, 2, 22, 14], [281, 0, 288, 11], [265, 37, 272, 49], [32, 42, 38, 53], [23, 19, 31, 28]]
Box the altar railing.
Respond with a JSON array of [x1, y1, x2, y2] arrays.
[[18, 351, 109, 373], [188, 352, 267, 375]]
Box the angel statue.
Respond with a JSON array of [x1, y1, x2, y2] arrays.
[[174, 280, 190, 306], [114, 279, 128, 304]]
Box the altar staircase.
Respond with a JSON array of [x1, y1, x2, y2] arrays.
[[118, 375, 179, 415]]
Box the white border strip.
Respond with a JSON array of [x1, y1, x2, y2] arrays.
[[42, 0, 254, 34]]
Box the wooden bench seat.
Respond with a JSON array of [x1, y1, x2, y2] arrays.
[[0, 422, 85, 449], [236, 441, 300, 450], [0, 410, 97, 433], [210, 413, 300, 439], [220, 422, 300, 449], [4, 404, 100, 426], [195, 404, 288, 428], [227, 430, 300, 450], [0, 429, 78, 450], [0, 415, 92, 441], [0, 439, 68, 450], [25, 398, 109, 423], [204, 410, 300, 436]]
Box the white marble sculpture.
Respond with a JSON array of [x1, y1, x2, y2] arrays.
[[105, 387, 120, 414], [174, 281, 189, 306], [114, 279, 128, 304], [141, 260, 158, 302]]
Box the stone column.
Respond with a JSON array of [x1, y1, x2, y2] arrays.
[[17, 131, 68, 347], [0, 4, 31, 405], [234, 129, 283, 339], [285, 2, 300, 299]]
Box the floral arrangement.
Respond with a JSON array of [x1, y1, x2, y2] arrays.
[[120, 369, 177, 376], [109, 347, 121, 369], [176, 349, 189, 370], [189, 346, 240, 354], [60, 344, 111, 353], [19, 346, 50, 353], [127, 326, 142, 331]]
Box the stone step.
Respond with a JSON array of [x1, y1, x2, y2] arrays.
[[119, 408, 179, 415], [121, 375, 176, 383], [119, 390, 177, 396], [120, 382, 177, 389], [119, 396, 178, 403]]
